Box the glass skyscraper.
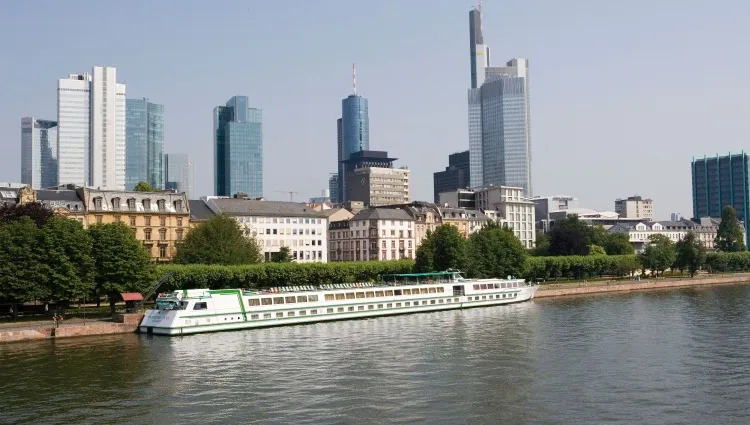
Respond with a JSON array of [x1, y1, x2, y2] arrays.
[[214, 96, 263, 197], [126, 98, 164, 190], [338, 95, 369, 202], [21, 117, 58, 189], [691, 153, 750, 247], [165, 153, 193, 196]]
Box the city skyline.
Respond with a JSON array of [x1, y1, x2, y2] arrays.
[[3, 0, 750, 216], [213, 96, 263, 198]]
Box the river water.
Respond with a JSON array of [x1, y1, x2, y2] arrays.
[[2, 284, 749, 425]]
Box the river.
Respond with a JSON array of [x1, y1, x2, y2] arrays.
[[1, 284, 749, 424]]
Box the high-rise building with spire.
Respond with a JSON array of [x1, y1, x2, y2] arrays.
[[467, 5, 532, 196], [335, 64, 370, 203]]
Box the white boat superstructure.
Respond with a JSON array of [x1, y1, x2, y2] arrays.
[[140, 271, 538, 336]]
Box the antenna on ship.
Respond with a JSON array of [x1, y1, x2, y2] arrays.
[[352, 62, 357, 96]]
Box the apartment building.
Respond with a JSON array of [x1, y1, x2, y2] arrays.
[[328, 208, 416, 262]]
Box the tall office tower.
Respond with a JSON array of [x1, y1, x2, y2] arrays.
[[57, 66, 126, 189], [21, 117, 58, 188], [433, 150, 470, 203], [165, 153, 193, 196], [214, 96, 263, 197], [691, 152, 750, 247], [338, 65, 370, 203], [126, 98, 164, 190], [467, 7, 532, 196], [328, 173, 340, 204]]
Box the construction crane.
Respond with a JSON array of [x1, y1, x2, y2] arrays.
[[275, 190, 299, 202]]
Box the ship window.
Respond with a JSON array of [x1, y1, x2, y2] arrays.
[[358, 306, 365, 311], [482, 296, 487, 300], [405, 302, 411, 306], [345, 292, 355, 299], [439, 299, 444, 304], [446, 299, 451, 303], [356, 292, 365, 299], [248, 299, 260, 306], [429, 288, 437, 293], [273, 297, 284, 304], [288, 311, 295, 317], [386, 303, 392, 308], [308, 295, 318, 302], [335, 293, 345, 300], [276, 312, 283, 318], [366, 292, 375, 298], [299, 310, 307, 316], [285, 296, 296, 304], [193, 302, 207, 310], [264, 313, 271, 319], [437, 287, 444, 293], [347, 306, 354, 312], [327, 308, 334, 314], [494, 284, 500, 289], [296, 296, 308, 303], [311, 310, 318, 314], [377, 304, 383, 309], [394, 290, 402, 296], [324, 294, 334, 301], [261, 298, 272, 305], [250, 314, 259, 320], [501, 283, 507, 288], [480, 284, 488, 290], [422, 301, 428, 305], [337, 307, 344, 312], [402, 289, 411, 295], [396, 303, 402, 307], [473, 284, 480, 290], [475, 297, 480, 301], [420, 288, 428, 294], [385, 290, 393, 296], [375, 291, 384, 297], [368, 305, 374, 310], [430, 300, 436, 304], [454, 298, 459, 302]]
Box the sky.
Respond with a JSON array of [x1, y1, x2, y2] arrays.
[[1, 0, 749, 219]]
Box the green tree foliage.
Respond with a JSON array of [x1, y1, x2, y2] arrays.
[[525, 255, 640, 281], [674, 231, 706, 277], [715, 205, 746, 252], [587, 225, 609, 247], [603, 232, 635, 255], [174, 214, 262, 265], [40, 217, 95, 303], [468, 221, 527, 278], [549, 215, 590, 256], [429, 224, 468, 272], [273, 247, 292, 263], [89, 222, 155, 312], [133, 181, 156, 192], [0, 202, 55, 228], [414, 230, 435, 272], [639, 234, 676, 278], [588, 244, 607, 256], [0, 218, 49, 305], [531, 232, 550, 256]]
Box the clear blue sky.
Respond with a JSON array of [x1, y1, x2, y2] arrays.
[[2, 0, 749, 218]]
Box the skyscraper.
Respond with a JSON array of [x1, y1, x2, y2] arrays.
[[57, 66, 126, 189], [337, 65, 370, 203], [21, 117, 58, 189], [328, 173, 340, 204], [165, 153, 193, 196], [433, 150, 470, 202], [214, 96, 263, 197], [467, 7, 532, 196], [126, 98, 164, 190]]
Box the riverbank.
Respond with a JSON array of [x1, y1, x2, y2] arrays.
[[0, 313, 143, 344], [534, 273, 750, 298]]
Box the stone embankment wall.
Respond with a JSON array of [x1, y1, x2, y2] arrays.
[[535, 274, 750, 298], [0, 313, 144, 344]]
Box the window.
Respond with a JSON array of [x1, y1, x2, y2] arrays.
[[93, 197, 102, 209], [159, 245, 167, 258], [157, 199, 166, 211], [366, 292, 375, 298], [385, 290, 393, 296], [429, 288, 437, 294], [159, 229, 167, 241], [335, 293, 345, 300], [377, 304, 384, 309], [345, 293, 355, 299], [420, 288, 428, 294], [127, 198, 136, 210], [193, 302, 207, 310], [296, 296, 308, 303], [311, 309, 318, 315], [273, 297, 284, 304], [367, 305, 374, 310], [261, 298, 272, 305], [144, 229, 152, 241], [324, 294, 334, 301], [174, 200, 183, 212], [299, 310, 307, 316], [288, 311, 295, 317], [337, 307, 344, 312], [403, 289, 411, 295], [114, 215, 121, 223], [95, 215, 103, 224], [396, 303, 402, 307], [263, 313, 271, 319], [358, 306, 365, 311], [347, 306, 354, 312], [308, 295, 318, 302], [285, 296, 296, 304], [111, 198, 120, 210], [249, 299, 260, 306], [250, 314, 259, 320], [276, 312, 283, 318], [160, 216, 166, 227], [142, 199, 151, 210], [177, 217, 183, 226], [176, 230, 184, 241], [130, 216, 136, 226], [375, 291, 384, 297], [145, 216, 151, 226]]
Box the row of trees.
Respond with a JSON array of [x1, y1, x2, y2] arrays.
[[533, 216, 634, 257], [0, 203, 154, 314]]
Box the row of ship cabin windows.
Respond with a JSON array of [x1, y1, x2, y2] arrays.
[[474, 282, 523, 290], [246, 294, 520, 319], [247, 287, 446, 306]]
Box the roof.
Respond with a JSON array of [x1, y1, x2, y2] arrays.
[[320, 207, 345, 217], [189, 199, 216, 220], [120, 293, 143, 302], [210, 198, 327, 218], [36, 189, 83, 202], [351, 208, 414, 221]]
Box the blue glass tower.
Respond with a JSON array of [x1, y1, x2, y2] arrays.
[[125, 98, 164, 190], [338, 94, 369, 202], [214, 96, 263, 197]]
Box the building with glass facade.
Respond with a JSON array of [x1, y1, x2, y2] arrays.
[[691, 152, 750, 247], [214, 96, 263, 197], [126, 98, 164, 190], [328, 173, 340, 204], [165, 153, 193, 196], [21, 117, 58, 189], [338, 95, 369, 203], [433, 150, 470, 203]]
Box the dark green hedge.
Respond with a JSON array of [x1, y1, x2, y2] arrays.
[[704, 252, 750, 273], [156, 260, 416, 291]]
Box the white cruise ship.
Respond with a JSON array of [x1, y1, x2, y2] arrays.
[[140, 270, 538, 336]]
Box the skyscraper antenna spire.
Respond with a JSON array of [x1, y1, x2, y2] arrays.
[[352, 63, 357, 95], [479, 0, 483, 33]]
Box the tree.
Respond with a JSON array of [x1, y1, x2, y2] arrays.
[[273, 247, 292, 263], [174, 214, 262, 265], [133, 181, 156, 192], [531, 232, 550, 256], [89, 222, 155, 313], [639, 234, 676, 278], [0, 202, 55, 228], [588, 244, 607, 256], [468, 221, 527, 278], [587, 225, 609, 247], [715, 205, 746, 252], [414, 230, 435, 272], [675, 231, 706, 277], [603, 232, 635, 255], [0, 218, 49, 317], [40, 217, 95, 304], [419, 224, 468, 272], [548, 215, 590, 256]]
